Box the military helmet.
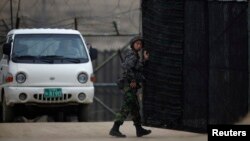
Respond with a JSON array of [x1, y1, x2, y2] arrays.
[[130, 36, 143, 49]]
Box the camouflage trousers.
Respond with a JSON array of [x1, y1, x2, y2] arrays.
[[114, 86, 141, 125]]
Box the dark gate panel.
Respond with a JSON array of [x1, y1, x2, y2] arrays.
[[142, 0, 248, 133], [208, 2, 248, 124], [183, 0, 208, 132], [142, 0, 184, 129]]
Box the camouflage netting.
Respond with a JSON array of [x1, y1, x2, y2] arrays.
[[142, 0, 248, 133]]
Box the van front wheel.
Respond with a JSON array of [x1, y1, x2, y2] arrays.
[[78, 104, 89, 122]]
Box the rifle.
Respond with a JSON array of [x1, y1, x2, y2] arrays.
[[116, 49, 126, 89]]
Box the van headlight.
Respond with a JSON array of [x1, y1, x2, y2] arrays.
[[16, 72, 26, 83], [78, 73, 88, 83]]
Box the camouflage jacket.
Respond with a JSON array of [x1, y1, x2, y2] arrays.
[[121, 49, 146, 83]]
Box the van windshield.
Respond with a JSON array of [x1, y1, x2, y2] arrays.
[[12, 34, 89, 64]]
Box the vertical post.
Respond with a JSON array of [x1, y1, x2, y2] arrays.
[[139, 0, 142, 35], [74, 17, 78, 30], [15, 0, 21, 29], [112, 21, 119, 35], [10, 0, 13, 29], [15, 17, 20, 29]]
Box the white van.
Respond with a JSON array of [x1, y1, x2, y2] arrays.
[[0, 29, 97, 122]]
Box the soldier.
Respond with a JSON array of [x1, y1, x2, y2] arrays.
[[109, 36, 151, 137]]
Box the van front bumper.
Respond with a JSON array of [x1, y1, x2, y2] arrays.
[[4, 86, 94, 106]]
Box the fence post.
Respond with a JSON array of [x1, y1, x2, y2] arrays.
[[74, 17, 78, 30]]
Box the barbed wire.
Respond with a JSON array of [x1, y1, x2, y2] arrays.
[[0, 0, 140, 44]]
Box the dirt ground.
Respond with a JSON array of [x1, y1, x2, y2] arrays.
[[0, 121, 207, 141], [236, 113, 250, 125], [1, 113, 249, 141]]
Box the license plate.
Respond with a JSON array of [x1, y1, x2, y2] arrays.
[[44, 88, 62, 98]]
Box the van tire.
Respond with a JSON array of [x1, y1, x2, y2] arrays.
[[55, 111, 64, 122], [2, 94, 14, 122], [78, 104, 88, 122]]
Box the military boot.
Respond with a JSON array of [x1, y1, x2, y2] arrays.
[[109, 121, 126, 137], [135, 125, 152, 137]]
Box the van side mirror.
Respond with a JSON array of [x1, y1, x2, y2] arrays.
[[89, 47, 98, 61], [2, 43, 11, 56]]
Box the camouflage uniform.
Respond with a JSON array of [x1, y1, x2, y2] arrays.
[[115, 49, 146, 126], [110, 36, 151, 137]]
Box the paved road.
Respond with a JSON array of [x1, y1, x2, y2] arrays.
[[0, 121, 207, 141]]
